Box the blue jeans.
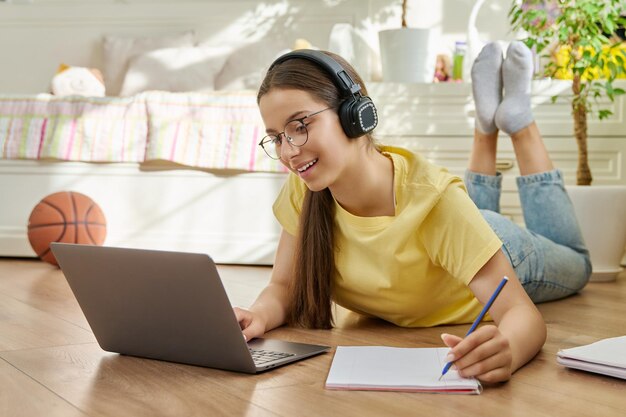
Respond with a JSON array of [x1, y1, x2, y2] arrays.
[[464, 169, 591, 303]]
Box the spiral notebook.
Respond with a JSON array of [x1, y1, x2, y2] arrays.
[[325, 346, 482, 394], [557, 336, 626, 380]]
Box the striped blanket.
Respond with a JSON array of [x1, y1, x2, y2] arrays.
[[0, 91, 286, 173]]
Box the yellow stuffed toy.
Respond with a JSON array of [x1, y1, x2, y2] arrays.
[[293, 38, 317, 50], [51, 64, 106, 97]]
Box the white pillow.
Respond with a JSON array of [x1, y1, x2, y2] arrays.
[[103, 31, 194, 96], [328, 23, 375, 81], [119, 46, 231, 96], [213, 40, 290, 91]]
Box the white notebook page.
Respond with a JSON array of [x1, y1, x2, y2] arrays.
[[325, 346, 481, 392], [558, 336, 626, 368]]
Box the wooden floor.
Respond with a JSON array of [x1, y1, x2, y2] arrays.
[[1, 258, 625, 417]]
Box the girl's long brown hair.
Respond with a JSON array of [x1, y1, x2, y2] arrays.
[[257, 51, 375, 328]]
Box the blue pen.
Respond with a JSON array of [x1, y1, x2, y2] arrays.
[[439, 276, 509, 380]]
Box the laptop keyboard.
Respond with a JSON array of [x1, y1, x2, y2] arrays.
[[250, 348, 295, 365]]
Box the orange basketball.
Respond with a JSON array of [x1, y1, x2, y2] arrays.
[[27, 191, 107, 266]]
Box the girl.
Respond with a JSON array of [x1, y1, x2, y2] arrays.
[[235, 42, 591, 383]]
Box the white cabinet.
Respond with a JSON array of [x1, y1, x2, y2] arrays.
[[368, 80, 626, 224]]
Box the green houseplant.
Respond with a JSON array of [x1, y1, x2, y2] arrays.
[[509, 1, 626, 281], [509, 0, 626, 185]]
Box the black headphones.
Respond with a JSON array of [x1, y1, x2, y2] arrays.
[[268, 49, 378, 138]]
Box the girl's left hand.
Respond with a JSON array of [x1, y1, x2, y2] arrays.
[[441, 325, 513, 383]]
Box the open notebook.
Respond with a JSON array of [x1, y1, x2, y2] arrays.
[[325, 346, 482, 394], [557, 336, 626, 380]]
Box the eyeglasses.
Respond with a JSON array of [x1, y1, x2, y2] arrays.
[[258, 107, 333, 160]]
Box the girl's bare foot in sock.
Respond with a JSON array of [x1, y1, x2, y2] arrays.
[[471, 42, 503, 134], [495, 41, 535, 135]]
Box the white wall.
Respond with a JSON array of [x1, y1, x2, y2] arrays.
[[368, 0, 514, 53], [0, 0, 515, 93]]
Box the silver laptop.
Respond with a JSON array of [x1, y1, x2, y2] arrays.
[[50, 243, 329, 373]]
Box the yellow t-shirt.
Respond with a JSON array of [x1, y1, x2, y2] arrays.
[[272, 146, 503, 327]]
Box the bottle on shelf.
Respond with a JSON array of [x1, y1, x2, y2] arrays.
[[452, 41, 466, 82]]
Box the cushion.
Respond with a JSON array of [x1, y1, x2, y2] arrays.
[[328, 23, 380, 82], [103, 31, 194, 96], [213, 40, 290, 91], [119, 46, 231, 96]]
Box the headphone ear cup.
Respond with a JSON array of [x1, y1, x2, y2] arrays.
[[338, 99, 358, 138], [338, 97, 378, 138]]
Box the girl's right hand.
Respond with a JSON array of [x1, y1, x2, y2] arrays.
[[233, 307, 267, 342]]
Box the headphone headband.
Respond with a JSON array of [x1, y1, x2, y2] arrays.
[[268, 50, 362, 97], [267, 49, 377, 138]]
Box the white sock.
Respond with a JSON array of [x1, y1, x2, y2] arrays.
[[471, 42, 503, 134], [495, 41, 535, 135]]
